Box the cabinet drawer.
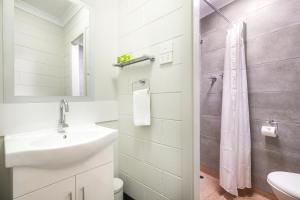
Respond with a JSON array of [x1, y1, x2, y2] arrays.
[[15, 177, 75, 200]]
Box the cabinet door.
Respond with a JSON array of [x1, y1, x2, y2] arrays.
[[15, 177, 75, 200], [76, 163, 113, 200]]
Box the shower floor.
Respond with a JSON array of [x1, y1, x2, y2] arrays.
[[200, 171, 271, 200]]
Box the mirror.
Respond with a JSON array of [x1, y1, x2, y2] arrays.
[[13, 0, 90, 97]]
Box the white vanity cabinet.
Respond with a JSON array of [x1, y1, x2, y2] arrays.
[[15, 163, 113, 200], [12, 145, 114, 200]]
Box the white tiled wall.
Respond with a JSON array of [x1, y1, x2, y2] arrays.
[[118, 0, 186, 199]]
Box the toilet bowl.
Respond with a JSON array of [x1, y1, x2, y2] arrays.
[[114, 178, 124, 200], [267, 172, 300, 200]]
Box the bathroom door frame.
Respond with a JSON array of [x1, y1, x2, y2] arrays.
[[193, 0, 201, 199]]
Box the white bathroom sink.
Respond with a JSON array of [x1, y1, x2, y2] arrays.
[[4, 124, 117, 168]]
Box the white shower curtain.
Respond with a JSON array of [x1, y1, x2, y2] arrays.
[[219, 22, 251, 196]]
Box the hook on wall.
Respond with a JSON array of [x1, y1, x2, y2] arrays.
[[209, 76, 217, 86], [208, 73, 224, 87]]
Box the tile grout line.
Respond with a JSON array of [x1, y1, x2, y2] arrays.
[[119, 170, 171, 200], [119, 6, 184, 39], [119, 153, 183, 179], [119, 132, 183, 150]]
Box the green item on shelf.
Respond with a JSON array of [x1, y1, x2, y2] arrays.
[[126, 54, 131, 61], [122, 55, 127, 62], [117, 54, 132, 64], [117, 56, 122, 64], [120, 55, 126, 63]]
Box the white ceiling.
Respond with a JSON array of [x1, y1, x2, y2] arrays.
[[16, 0, 84, 26], [200, 0, 235, 18], [22, 0, 76, 19]]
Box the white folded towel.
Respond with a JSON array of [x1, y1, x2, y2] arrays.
[[133, 88, 151, 126]]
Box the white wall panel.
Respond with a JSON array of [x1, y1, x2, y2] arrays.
[[14, 8, 65, 96]]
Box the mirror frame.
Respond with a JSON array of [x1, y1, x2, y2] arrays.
[[2, 0, 95, 103]]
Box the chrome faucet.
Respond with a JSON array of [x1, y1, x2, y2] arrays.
[[58, 99, 69, 133]]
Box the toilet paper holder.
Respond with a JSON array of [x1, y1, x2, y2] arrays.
[[261, 120, 279, 138], [265, 120, 279, 130]]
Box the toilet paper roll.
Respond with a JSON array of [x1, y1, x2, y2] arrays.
[[261, 126, 277, 137]]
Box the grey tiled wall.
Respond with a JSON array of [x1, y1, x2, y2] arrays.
[[200, 0, 300, 193]]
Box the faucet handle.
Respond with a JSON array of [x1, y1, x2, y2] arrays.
[[65, 101, 69, 112], [60, 99, 69, 111]]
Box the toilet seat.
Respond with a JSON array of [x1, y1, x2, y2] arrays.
[[114, 178, 123, 194], [267, 171, 300, 199]]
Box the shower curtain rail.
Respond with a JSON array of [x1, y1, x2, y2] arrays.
[[202, 0, 233, 25]]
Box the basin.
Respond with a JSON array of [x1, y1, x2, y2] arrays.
[[4, 124, 117, 168]]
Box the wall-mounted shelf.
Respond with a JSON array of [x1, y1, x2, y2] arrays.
[[113, 55, 155, 68]]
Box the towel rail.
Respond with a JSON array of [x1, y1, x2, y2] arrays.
[[113, 55, 155, 68]]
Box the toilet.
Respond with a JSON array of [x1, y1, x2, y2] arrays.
[[267, 171, 300, 200], [114, 178, 124, 200]]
